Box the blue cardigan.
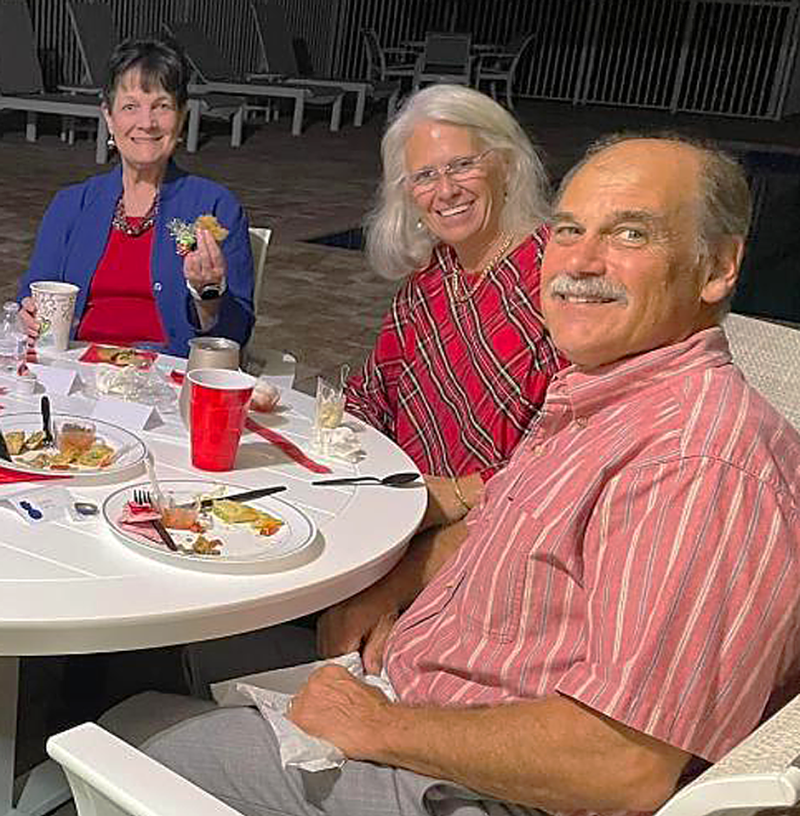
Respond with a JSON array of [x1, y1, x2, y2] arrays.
[[18, 163, 255, 358]]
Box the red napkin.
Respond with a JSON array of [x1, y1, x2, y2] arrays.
[[0, 466, 68, 484], [244, 418, 331, 474], [79, 344, 157, 370]]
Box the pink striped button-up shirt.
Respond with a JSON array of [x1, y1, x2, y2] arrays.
[[385, 327, 800, 778]]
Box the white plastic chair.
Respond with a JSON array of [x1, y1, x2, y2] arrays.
[[47, 722, 241, 816], [47, 689, 800, 816], [723, 312, 800, 433], [249, 226, 272, 327], [654, 690, 800, 816]]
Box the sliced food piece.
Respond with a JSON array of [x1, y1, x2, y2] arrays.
[[252, 511, 284, 536], [27, 453, 52, 469], [4, 431, 25, 455], [212, 499, 260, 524], [77, 444, 116, 468], [50, 450, 78, 469], [193, 534, 223, 555], [24, 431, 47, 452]]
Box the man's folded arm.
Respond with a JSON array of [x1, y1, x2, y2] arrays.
[[328, 685, 691, 813]]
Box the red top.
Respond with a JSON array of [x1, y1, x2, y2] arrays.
[[77, 222, 167, 346], [344, 228, 565, 480]]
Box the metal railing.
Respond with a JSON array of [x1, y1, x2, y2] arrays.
[[26, 0, 800, 119]]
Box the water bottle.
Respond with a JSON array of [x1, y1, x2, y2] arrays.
[[0, 301, 27, 376]]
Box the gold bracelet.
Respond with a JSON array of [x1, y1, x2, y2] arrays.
[[453, 476, 470, 513]]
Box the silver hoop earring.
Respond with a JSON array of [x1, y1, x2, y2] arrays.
[[106, 133, 116, 150], [416, 218, 424, 230]]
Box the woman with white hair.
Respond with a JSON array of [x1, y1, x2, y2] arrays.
[[345, 84, 564, 523]]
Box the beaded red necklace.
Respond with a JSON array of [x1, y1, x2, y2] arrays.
[[111, 192, 159, 237]]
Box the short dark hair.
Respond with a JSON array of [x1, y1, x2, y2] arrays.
[[103, 37, 190, 110]]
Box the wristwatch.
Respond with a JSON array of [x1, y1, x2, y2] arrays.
[[186, 277, 227, 302]]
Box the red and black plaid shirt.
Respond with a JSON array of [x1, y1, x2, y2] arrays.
[[345, 228, 565, 479]]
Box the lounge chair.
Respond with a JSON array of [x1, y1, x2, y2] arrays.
[[0, 0, 109, 164], [361, 29, 417, 87], [475, 33, 536, 110], [412, 32, 473, 91], [247, 0, 371, 127], [64, 2, 247, 154], [166, 20, 344, 137], [360, 30, 403, 119]]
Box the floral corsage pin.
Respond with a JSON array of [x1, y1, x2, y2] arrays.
[[167, 214, 230, 256]]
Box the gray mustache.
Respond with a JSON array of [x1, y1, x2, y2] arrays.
[[548, 275, 628, 302]]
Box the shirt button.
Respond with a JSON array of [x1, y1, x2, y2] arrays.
[[575, 416, 588, 428], [532, 444, 544, 454], [153, 282, 163, 293]]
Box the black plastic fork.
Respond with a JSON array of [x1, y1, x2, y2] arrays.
[[133, 488, 153, 506], [132, 488, 177, 551]]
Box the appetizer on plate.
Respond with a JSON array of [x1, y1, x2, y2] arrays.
[[117, 493, 285, 556], [1, 423, 118, 472]]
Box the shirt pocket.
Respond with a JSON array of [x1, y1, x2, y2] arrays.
[[457, 503, 544, 643]]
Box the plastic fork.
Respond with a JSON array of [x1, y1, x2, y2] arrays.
[[132, 487, 177, 551]]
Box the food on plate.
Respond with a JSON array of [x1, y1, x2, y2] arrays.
[[195, 214, 229, 243], [58, 422, 96, 454], [212, 499, 260, 524], [116, 489, 289, 559], [211, 498, 285, 536], [77, 444, 116, 468], [161, 503, 203, 531], [193, 534, 223, 555], [93, 345, 153, 369], [250, 379, 281, 413], [4, 431, 24, 455], [28, 453, 51, 469], [50, 451, 78, 470], [252, 511, 284, 536], [0, 425, 118, 471], [23, 431, 47, 452]]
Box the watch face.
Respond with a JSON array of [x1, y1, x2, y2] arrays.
[[200, 284, 222, 301]]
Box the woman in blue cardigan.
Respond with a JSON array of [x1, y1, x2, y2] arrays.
[[18, 37, 254, 358]]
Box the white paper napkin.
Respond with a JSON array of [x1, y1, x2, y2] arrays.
[[210, 652, 396, 771]]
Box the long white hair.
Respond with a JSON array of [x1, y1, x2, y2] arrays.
[[366, 84, 549, 280]]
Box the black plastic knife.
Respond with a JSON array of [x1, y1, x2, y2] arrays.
[[0, 432, 11, 462], [178, 485, 287, 510], [41, 396, 55, 446], [201, 485, 287, 508]]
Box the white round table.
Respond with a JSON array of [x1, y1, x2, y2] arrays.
[[0, 353, 426, 816]]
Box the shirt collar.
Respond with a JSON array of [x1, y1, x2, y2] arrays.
[[547, 326, 732, 418]]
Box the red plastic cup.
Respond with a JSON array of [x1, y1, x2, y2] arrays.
[[188, 368, 256, 471]]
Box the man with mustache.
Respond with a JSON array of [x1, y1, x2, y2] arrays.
[[111, 135, 800, 816]]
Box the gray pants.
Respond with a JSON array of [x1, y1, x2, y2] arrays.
[[99, 624, 544, 816], [118, 697, 540, 816]]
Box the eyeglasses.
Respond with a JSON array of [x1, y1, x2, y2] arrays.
[[404, 149, 494, 192]]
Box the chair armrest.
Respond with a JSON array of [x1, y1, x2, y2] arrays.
[[655, 769, 800, 816], [384, 46, 416, 57], [57, 84, 101, 95], [47, 723, 242, 816], [246, 72, 288, 82]]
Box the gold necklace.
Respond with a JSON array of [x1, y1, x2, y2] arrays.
[[447, 233, 514, 304]]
